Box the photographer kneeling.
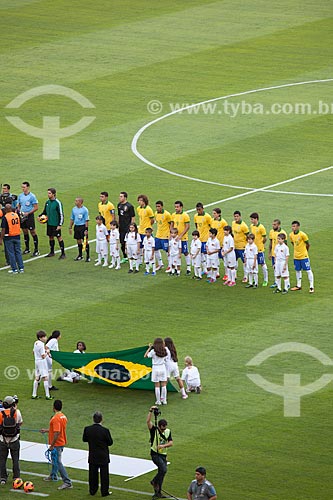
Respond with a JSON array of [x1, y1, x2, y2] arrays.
[[147, 406, 173, 499]]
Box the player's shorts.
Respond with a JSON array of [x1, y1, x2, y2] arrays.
[[181, 241, 189, 254], [151, 365, 167, 383], [257, 252, 266, 265], [191, 254, 201, 268], [169, 254, 181, 268], [155, 237, 169, 252], [74, 225, 86, 240], [207, 255, 219, 269], [235, 249, 245, 262], [225, 251, 236, 268], [20, 213, 35, 230], [274, 261, 289, 278], [201, 242, 207, 254], [46, 356, 52, 370], [245, 259, 258, 274], [96, 240, 108, 255], [127, 244, 139, 259], [166, 361, 180, 379], [47, 225, 61, 238], [35, 359, 48, 379], [110, 242, 120, 257], [144, 249, 155, 264], [294, 258, 311, 271]]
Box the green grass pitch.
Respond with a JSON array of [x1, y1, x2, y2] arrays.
[[0, 1, 332, 499]]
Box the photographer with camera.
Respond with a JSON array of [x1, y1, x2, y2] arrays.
[[0, 184, 18, 210], [147, 406, 173, 499], [0, 395, 22, 485]]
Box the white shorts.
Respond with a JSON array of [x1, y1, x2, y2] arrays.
[[166, 360, 180, 378], [110, 243, 119, 257], [127, 244, 138, 259], [245, 259, 258, 274], [96, 240, 108, 256], [144, 249, 155, 264], [275, 261, 289, 278], [191, 254, 201, 268], [207, 255, 219, 269], [169, 254, 181, 267], [35, 359, 48, 378], [225, 251, 236, 268], [46, 356, 52, 370], [151, 365, 167, 383]]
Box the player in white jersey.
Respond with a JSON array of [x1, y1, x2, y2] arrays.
[[32, 331, 52, 400], [143, 228, 156, 275], [46, 330, 61, 392], [125, 223, 141, 273], [168, 228, 182, 276], [190, 230, 202, 280], [108, 220, 121, 270], [95, 216, 109, 267], [244, 233, 258, 288], [222, 226, 237, 286], [273, 233, 290, 294], [206, 228, 220, 283]]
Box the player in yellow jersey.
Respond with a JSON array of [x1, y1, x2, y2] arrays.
[[268, 219, 288, 288], [289, 220, 314, 293], [98, 192, 115, 231], [250, 212, 268, 286], [211, 208, 228, 279], [154, 201, 171, 271], [231, 211, 249, 283], [137, 194, 154, 263], [170, 200, 191, 275], [194, 203, 213, 275]]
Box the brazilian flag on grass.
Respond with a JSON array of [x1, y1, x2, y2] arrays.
[[51, 346, 177, 391]]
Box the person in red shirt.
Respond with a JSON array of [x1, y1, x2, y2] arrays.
[[40, 400, 72, 489]]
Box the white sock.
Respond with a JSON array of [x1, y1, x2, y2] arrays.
[[231, 269, 236, 282], [32, 380, 39, 397], [185, 254, 191, 268], [228, 268, 232, 282], [254, 273, 258, 286], [155, 250, 163, 266], [44, 380, 50, 398], [155, 387, 160, 403], [248, 273, 253, 285], [201, 255, 207, 273], [285, 277, 290, 288], [136, 259, 140, 270], [161, 386, 167, 402], [180, 386, 186, 396], [276, 277, 281, 290], [48, 371, 52, 389], [116, 256, 120, 267], [296, 271, 302, 288], [129, 259, 133, 270], [146, 264, 149, 272], [211, 270, 216, 280], [307, 270, 314, 288], [262, 264, 268, 282]]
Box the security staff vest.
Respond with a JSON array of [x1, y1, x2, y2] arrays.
[[5, 212, 21, 236]]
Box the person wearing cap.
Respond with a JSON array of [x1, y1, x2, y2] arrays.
[[0, 396, 23, 485], [187, 467, 217, 500], [82, 412, 113, 497]]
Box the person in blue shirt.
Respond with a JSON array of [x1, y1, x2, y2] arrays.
[[17, 181, 39, 256], [69, 197, 90, 261]]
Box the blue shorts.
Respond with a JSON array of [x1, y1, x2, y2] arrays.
[[181, 241, 189, 255], [235, 249, 245, 262], [139, 233, 145, 248], [257, 252, 266, 265], [218, 249, 223, 259], [201, 242, 207, 254], [271, 256, 275, 266], [155, 238, 169, 252], [294, 258, 311, 271]]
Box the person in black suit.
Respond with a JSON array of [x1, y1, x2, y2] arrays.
[[82, 412, 113, 497]]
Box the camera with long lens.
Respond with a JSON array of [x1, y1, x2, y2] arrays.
[[151, 406, 161, 417]]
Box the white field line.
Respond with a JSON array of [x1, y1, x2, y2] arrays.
[[132, 78, 333, 197], [14, 470, 187, 499]]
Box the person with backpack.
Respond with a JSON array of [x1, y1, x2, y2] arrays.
[[0, 396, 23, 485]]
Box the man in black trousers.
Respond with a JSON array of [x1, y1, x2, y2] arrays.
[[82, 412, 113, 497]]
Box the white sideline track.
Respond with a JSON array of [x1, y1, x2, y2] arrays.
[[19, 440, 156, 481]]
